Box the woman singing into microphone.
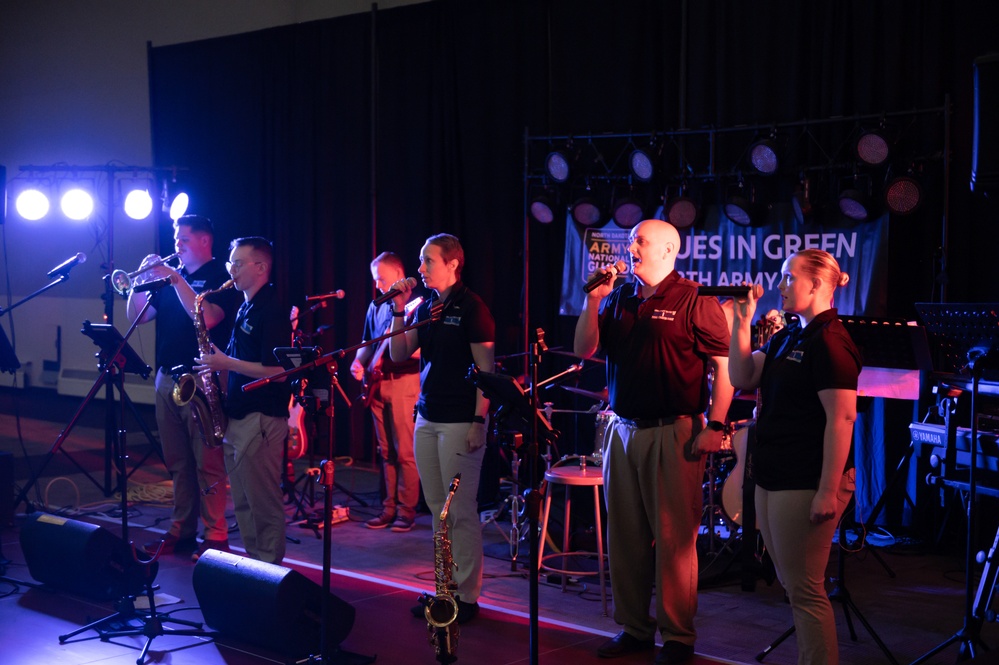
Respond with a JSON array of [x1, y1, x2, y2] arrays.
[[386, 233, 495, 625], [728, 249, 861, 665]]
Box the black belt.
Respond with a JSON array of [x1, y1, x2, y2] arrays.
[[616, 414, 692, 430]]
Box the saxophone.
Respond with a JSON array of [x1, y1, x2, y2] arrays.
[[172, 279, 235, 448], [420, 473, 461, 664]]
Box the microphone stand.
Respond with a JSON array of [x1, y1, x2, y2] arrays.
[[0, 274, 71, 318], [245, 306, 443, 664], [526, 329, 545, 665]]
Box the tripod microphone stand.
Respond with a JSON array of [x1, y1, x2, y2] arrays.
[[56, 297, 215, 664], [275, 347, 369, 536], [755, 488, 899, 664]]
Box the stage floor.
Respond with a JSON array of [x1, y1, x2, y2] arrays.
[[2, 391, 998, 664]]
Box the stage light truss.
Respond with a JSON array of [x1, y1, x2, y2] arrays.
[[525, 105, 945, 228], [11, 164, 189, 222]]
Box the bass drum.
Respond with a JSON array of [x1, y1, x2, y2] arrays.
[[719, 422, 752, 526]]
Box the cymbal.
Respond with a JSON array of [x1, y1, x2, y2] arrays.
[[562, 385, 609, 403], [548, 349, 606, 365]]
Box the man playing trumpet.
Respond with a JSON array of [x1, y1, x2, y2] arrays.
[[127, 214, 241, 561]]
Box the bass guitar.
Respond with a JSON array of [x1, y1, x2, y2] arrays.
[[356, 296, 422, 409], [286, 305, 308, 460]]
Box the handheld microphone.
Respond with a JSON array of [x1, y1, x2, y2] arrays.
[[583, 261, 628, 293], [132, 277, 173, 293], [697, 284, 765, 299], [46, 252, 87, 278], [305, 290, 345, 302], [373, 277, 418, 306]]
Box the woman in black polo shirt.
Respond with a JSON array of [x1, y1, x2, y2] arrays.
[[387, 233, 495, 624], [728, 249, 861, 665]]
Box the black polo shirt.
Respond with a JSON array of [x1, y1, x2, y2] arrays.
[[753, 308, 861, 491], [415, 282, 495, 423], [153, 259, 241, 373], [362, 300, 420, 375], [598, 270, 730, 420], [225, 283, 291, 420]]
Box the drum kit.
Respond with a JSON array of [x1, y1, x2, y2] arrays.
[[485, 348, 757, 566]]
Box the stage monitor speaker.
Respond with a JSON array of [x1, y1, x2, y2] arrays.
[[972, 53, 999, 194], [19, 512, 157, 600], [192, 549, 356, 657]]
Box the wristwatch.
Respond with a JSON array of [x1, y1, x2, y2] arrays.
[[471, 415, 486, 424], [705, 420, 725, 432]]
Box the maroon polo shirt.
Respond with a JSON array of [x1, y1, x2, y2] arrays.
[[597, 271, 730, 420]]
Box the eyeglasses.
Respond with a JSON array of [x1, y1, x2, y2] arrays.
[[226, 260, 262, 271]]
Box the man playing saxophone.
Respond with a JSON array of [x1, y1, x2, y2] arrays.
[[195, 237, 292, 565], [128, 214, 241, 562]]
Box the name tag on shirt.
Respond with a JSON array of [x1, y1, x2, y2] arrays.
[[788, 349, 804, 363], [651, 309, 676, 322]]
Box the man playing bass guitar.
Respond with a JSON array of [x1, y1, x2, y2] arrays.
[[350, 252, 422, 533]]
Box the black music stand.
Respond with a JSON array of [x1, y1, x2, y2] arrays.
[[910, 303, 999, 663], [14, 321, 161, 510], [839, 316, 933, 562], [55, 304, 215, 664]]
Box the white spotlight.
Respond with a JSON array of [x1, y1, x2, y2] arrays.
[[124, 189, 154, 220], [15, 189, 50, 221], [60, 188, 94, 220]]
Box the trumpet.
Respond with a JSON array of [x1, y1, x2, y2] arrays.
[[111, 252, 183, 295]]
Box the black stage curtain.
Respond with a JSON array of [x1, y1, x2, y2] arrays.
[[149, 0, 999, 517]]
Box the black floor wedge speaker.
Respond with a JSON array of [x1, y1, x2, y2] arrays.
[[19, 512, 157, 600], [192, 549, 356, 657]]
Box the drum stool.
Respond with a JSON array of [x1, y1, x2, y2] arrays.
[[538, 456, 608, 616]]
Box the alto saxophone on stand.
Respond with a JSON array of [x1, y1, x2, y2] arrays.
[[420, 473, 462, 664], [172, 279, 235, 448]]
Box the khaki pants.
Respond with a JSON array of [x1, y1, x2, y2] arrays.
[[414, 415, 485, 603], [155, 369, 229, 541], [756, 469, 855, 665], [602, 415, 705, 645], [224, 412, 289, 564], [370, 373, 421, 520]]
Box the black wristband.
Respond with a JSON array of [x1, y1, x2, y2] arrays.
[[471, 415, 486, 424], [391, 309, 405, 317], [706, 419, 725, 432]]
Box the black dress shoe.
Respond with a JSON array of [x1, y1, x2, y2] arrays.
[[655, 640, 695, 664], [455, 599, 479, 624], [597, 631, 655, 658]]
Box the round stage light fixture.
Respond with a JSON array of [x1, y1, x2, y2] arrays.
[[15, 188, 50, 221]]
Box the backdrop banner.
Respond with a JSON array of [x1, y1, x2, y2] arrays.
[[560, 204, 887, 319]]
